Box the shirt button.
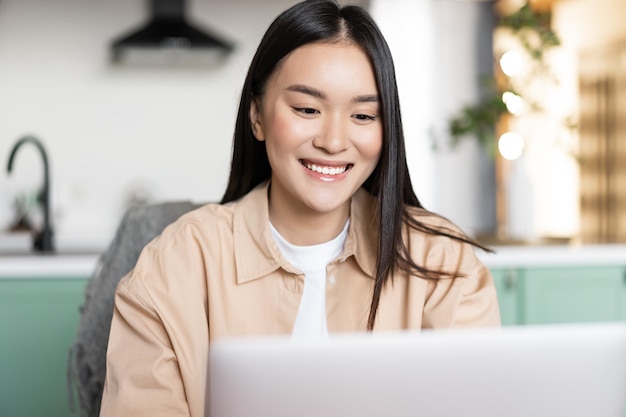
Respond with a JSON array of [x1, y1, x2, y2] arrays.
[[328, 275, 336, 285]]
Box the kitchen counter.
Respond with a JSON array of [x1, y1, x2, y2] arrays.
[[0, 232, 106, 277], [0, 253, 100, 278], [1, 243, 625, 278], [479, 244, 626, 268]]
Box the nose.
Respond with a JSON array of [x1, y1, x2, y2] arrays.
[[312, 114, 348, 154]]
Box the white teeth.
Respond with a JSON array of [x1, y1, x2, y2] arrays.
[[304, 162, 347, 175]]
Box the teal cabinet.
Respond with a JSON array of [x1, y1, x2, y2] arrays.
[[1, 263, 624, 416], [0, 277, 88, 417], [490, 266, 626, 326], [492, 268, 520, 326], [522, 266, 626, 324]]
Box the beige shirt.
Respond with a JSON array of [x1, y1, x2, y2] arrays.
[[100, 182, 500, 417]]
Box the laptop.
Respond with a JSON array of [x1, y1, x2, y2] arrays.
[[208, 323, 626, 417]]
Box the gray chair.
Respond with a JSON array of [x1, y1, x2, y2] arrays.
[[67, 201, 201, 417]]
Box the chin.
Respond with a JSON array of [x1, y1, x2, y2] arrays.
[[303, 191, 352, 214]]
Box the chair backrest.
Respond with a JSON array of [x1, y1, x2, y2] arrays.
[[67, 201, 202, 417]]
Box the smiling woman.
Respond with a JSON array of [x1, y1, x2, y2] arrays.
[[99, 1, 500, 416], [250, 42, 382, 245]]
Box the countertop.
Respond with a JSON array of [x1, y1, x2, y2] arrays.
[[1, 242, 625, 278], [0, 253, 100, 278], [477, 244, 626, 268], [0, 233, 105, 278]]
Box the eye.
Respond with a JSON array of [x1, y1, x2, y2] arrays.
[[352, 114, 377, 122], [293, 107, 320, 116]]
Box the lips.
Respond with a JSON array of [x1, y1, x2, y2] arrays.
[[301, 160, 352, 176]]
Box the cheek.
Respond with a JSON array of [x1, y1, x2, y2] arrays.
[[266, 109, 312, 146], [355, 125, 383, 161]]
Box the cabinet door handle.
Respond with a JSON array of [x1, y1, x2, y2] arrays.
[[505, 270, 517, 290]]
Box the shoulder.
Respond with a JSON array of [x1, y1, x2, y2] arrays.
[[121, 201, 237, 282], [138, 196, 254, 273], [120, 182, 270, 292], [404, 206, 462, 234], [113, 201, 241, 324], [159, 202, 236, 244], [156, 182, 268, 253], [403, 206, 466, 247], [402, 206, 483, 274]]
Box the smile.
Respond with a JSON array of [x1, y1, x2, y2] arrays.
[[302, 160, 351, 176]]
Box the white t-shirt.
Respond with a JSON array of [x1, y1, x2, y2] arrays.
[[270, 220, 349, 340]]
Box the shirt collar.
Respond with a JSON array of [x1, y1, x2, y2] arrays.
[[233, 181, 377, 284], [343, 186, 377, 278]]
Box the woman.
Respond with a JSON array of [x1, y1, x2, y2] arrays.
[[100, 1, 500, 416]]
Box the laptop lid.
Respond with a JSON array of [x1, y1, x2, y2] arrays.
[[208, 323, 626, 417]]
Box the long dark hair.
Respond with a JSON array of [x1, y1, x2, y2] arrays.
[[221, 0, 490, 330]]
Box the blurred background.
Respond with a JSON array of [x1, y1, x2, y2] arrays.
[[0, 0, 624, 249], [1, 2, 626, 417]]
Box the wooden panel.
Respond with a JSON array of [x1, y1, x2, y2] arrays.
[[579, 77, 608, 242], [614, 54, 626, 241], [579, 40, 626, 243]]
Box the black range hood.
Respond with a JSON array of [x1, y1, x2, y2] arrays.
[[111, 0, 234, 62]]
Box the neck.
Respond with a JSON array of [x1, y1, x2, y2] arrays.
[[268, 196, 349, 246]]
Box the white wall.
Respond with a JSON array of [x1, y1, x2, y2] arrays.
[[1, 0, 496, 248], [0, 0, 302, 246], [372, 0, 497, 237], [0, 0, 494, 249]]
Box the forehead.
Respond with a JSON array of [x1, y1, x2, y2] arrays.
[[266, 41, 378, 92]]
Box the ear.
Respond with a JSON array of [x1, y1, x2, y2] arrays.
[[249, 98, 265, 141]]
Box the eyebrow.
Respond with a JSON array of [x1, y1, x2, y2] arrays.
[[286, 84, 379, 103]]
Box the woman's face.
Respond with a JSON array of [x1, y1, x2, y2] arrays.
[[250, 41, 382, 235]]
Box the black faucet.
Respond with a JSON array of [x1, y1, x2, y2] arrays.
[[6, 135, 55, 252]]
